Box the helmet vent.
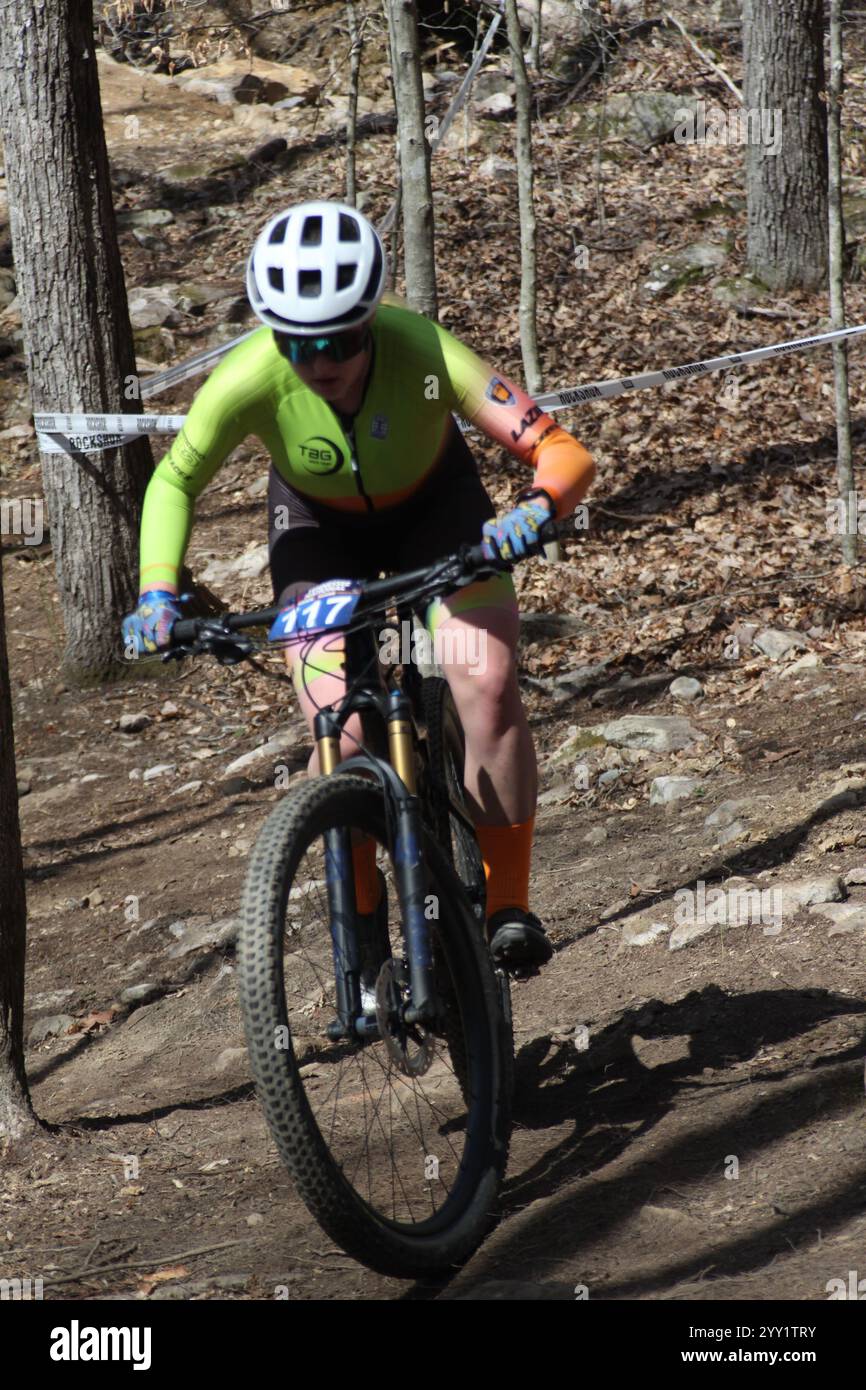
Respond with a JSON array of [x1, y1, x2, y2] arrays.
[[360, 241, 383, 304], [300, 215, 322, 246], [298, 268, 322, 298], [248, 201, 386, 332]]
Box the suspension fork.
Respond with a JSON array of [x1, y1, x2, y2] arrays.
[[315, 689, 437, 1036], [314, 708, 363, 1039], [387, 689, 436, 1027], [313, 623, 386, 1040]]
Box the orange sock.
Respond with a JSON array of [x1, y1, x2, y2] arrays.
[[474, 817, 535, 919], [352, 835, 380, 913]]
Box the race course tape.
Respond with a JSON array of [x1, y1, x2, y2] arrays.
[[532, 320, 866, 412], [35, 320, 866, 455], [34, 412, 188, 455]]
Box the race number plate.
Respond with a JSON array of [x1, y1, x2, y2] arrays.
[[268, 579, 362, 642]]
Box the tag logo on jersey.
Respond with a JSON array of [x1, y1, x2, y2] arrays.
[[485, 376, 516, 407], [298, 436, 344, 474], [370, 414, 389, 440]]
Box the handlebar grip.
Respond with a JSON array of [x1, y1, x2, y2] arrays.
[[464, 542, 490, 568], [170, 618, 200, 645]]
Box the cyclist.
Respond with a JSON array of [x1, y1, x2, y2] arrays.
[[123, 200, 595, 968]]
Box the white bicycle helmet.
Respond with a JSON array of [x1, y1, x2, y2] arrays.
[[246, 200, 387, 334]]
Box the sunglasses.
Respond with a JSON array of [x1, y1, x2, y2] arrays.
[[275, 324, 370, 366]]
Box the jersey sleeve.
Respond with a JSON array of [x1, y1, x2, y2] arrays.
[[138, 359, 249, 595], [435, 324, 595, 519]]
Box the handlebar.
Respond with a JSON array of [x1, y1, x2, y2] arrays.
[[170, 606, 281, 648], [165, 525, 556, 664]]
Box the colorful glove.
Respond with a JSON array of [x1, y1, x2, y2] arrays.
[[481, 493, 554, 563], [121, 589, 182, 656]]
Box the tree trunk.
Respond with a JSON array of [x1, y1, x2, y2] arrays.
[[345, 1, 364, 206], [828, 0, 856, 564], [0, 548, 36, 1141], [385, 0, 437, 317], [530, 0, 543, 68], [505, 0, 541, 392], [0, 1, 153, 685], [742, 0, 828, 291], [504, 1, 557, 558]]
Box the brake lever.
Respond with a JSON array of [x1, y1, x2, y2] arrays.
[[201, 632, 256, 666], [447, 544, 512, 589], [162, 616, 256, 667]]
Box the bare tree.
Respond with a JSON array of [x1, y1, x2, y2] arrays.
[[503, 1, 559, 558], [828, 0, 855, 564], [742, 0, 828, 290], [0, 0, 153, 684], [345, 1, 364, 206], [0, 549, 35, 1141], [530, 0, 543, 68], [384, 0, 437, 316], [505, 0, 541, 392]]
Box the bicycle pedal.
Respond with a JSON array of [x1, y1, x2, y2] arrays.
[[501, 960, 536, 981]]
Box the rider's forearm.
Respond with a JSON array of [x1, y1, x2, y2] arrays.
[[438, 328, 595, 520], [137, 385, 244, 595], [139, 470, 196, 595], [526, 426, 596, 518]]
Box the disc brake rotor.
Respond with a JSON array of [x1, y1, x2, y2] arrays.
[[375, 958, 435, 1077]]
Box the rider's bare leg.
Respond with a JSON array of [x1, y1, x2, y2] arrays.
[[284, 639, 380, 912]]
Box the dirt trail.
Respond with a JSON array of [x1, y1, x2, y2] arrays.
[[2, 16, 866, 1301], [4, 619, 865, 1300]]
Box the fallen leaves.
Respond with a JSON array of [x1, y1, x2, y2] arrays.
[[762, 747, 802, 764], [70, 1007, 119, 1035], [137, 1265, 189, 1297]]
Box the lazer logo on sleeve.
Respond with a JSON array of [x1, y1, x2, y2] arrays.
[[510, 404, 542, 444]]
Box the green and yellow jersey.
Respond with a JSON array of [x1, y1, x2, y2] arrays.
[[139, 300, 595, 594]]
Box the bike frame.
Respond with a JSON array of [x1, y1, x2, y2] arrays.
[[167, 534, 548, 1047], [313, 614, 438, 1043]]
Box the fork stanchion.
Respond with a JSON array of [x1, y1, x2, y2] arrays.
[[387, 688, 417, 794]]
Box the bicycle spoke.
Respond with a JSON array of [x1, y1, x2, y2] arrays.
[[277, 832, 474, 1224]]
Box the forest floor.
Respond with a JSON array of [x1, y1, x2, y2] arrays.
[[1, 5, 866, 1301]]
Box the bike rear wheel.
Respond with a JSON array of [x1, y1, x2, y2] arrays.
[[237, 772, 511, 1277], [422, 676, 514, 1093], [422, 675, 486, 919]]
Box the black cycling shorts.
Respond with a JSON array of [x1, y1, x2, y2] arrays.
[[267, 422, 495, 608]]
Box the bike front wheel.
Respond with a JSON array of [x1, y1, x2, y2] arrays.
[[237, 772, 511, 1278]]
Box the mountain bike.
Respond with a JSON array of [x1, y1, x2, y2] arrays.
[[168, 540, 537, 1277]]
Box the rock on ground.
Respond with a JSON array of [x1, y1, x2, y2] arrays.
[[669, 676, 703, 701], [753, 628, 809, 661], [595, 715, 705, 753], [650, 775, 701, 805]]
